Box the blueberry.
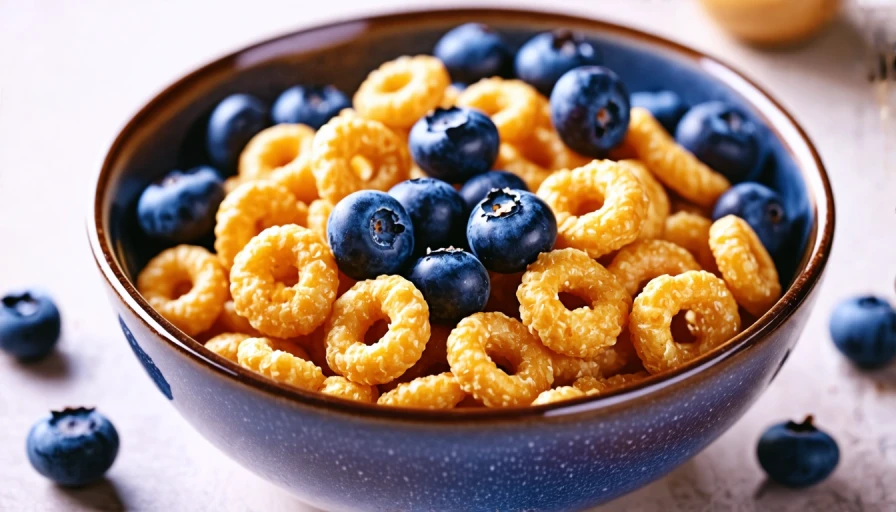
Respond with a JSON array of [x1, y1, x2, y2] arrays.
[[675, 101, 767, 183], [467, 189, 556, 273], [631, 90, 688, 134], [829, 296, 896, 369], [206, 93, 269, 174], [757, 416, 839, 488], [327, 191, 415, 280], [137, 166, 225, 243], [434, 23, 514, 84], [409, 107, 500, 183], [712, 183, 791, 255], [550, 66, 631, 157], [27, 407, 119, 487], [408, 248, 490, 323], [0, 290, 61, 361], [459, 170, 528, 211], [388, 178, 466, 254], [515, 30, 603, 96], [271, 85, 351, 129]]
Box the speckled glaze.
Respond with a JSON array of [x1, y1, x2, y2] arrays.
[[88, 9, 833, 512]]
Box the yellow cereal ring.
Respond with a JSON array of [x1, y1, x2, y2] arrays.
[[212, 300, 261, 337], [378, 373, 466, 409], [306, 199, 333, 243], [379, 322, 452, 393], [537, 160, 648, 258], [626, 107, 730, 207], [531, 386, 586, 405], [607, 240, 701, 297], [573, 372, 649, 395], [709, 215, 782, 317], [204, 333, 252, 362], [629, 271, 741, 374], [320, 376, 379, 403], [550, 333, 637, 385], [325, 275, 430, 385], [662, 211, 718, 272], [268, 157, 319, 205], [620, 160, 670, 240], [214, 181, 308, 271], [238, 124, 316, 181], [223, 176, 243, 195], [237, 337, 326, 391], [230, 225, 338, 339], [137, 245, 228, 336], [353, 55, 450, 129], [494, 142, 552, 191], [311, 116, 411, 203], [447, 312, 554, 407], [440, 84, 461, 109], [457, 78, 541, 144]]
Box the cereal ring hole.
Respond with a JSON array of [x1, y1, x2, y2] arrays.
[[269, 260, 300, 288], [670, 310, 698, 344], [172, 279, 194, 299], [350, 155, 376, 181], [378, 71, 412, 93], [263, 138, 303, 169], [570, 190, 605, 216], [363, 318, 392, 345], [487, 350, 518, 376], [558, 292, 590, 311]]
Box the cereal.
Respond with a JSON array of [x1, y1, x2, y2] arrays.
[[531, 386, 585, 405], [238, 124, 316, 181], [320, 376, 379, 403], [380, 323, 452, 393], [237, 337, 326, 391], [607, 240, 701, 297], [230, 225, 339, 338], [629, 270, 741, 374], [457, 78, 541, 144], [550, 333, 636, 385], [378, 373, 466, 409], [353, 55, 450, 129], [662, 211, 718, 272], [447, 312, 554, 407], [311, 116, 411, 203], [573, 372, 650, 395], [517, 248, 630, 358], [137, 245, 228, 336], [223, 176, 243, 195], [306, 199, 333, 243], [626, 107, 731, 207], [204, 333, 251, 362], [494, 142, 552, 191], [620, 159, 670, 240], [213, 300, 261, 336], [537, 160, 648, 258], [709, 215, 782, 317], [269, 158, 319, 204], [214, 181, 308, 271], [440, 84, 461, 108], [325, 275, 430, 385]]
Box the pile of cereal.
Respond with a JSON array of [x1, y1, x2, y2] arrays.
[[134, 24, 793, 409]]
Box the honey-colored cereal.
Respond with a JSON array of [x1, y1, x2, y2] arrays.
[[378, 372, 466, 409], [238, 124, 316, 181], [531, 386, 586, 405], [306, 199, 333, 243], [204, 333, 252, 362], [353, 55, 450, 129], [550, 333, 637, 385], [607, 240, 701, 297], [213, 300, 261, 337], [620, 159, 670, 240], [457, 78, 541, 144], [494, 142, 553, 191], [573, 372, 650, 395], [269, 157, 319, 205], [237, 337, 326, 391], [663, 211, 718, 272], [320, 376, 379, 403]]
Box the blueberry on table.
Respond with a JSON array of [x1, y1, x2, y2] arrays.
[[434, 23, 514, 84], [388, 178, 466, 254], [206, 93, 269, 174], [27, 407, 119, 487], [271, 85, 351, 129], [550, 66, 631, 158], [829, 296, 896, 369], [327, 190, 416, 280], [137, 166, 225, 243], [675, 101, 767, 183], [0, 290, 61, 361], [408, 248, 490, 324], [459, 170, 528, 211], [409, 107, 500, 184], [467, 189, 557, 274], [631, 90, 688, 134], [515, 29, 603, 96], [757, 415, 839, 488], [712, 182, 791, 255]]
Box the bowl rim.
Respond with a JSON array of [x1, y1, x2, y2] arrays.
[[88, 7, 834, 424]]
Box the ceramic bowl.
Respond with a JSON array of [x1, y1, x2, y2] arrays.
[[88, 9, 834, 511]]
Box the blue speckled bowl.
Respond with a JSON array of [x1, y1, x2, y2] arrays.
[[88, 9, 834, 511]]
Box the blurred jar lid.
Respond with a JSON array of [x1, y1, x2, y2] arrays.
[[699, 0, 843, 46]]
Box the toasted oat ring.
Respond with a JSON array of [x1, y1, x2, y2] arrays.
[[311, 116, 411, 203], [573, 372, 650, 395], [214, 181, 308, 271], [531, 386, 586, 405], [353, 55, 450, 129], [629, 270, 741, 374], [137, 245, 228, 337], [325, 275, 430, 385], [494, 142, 552, 191], [607, 240, 701, 297], [205, 333, 310, 362], [212, 300, 261, 337], [625, 107, 730, 207], [238, 124, 316, 181], [457, 78, 541, 144], [230, 225, 338, 339], [447, 312, 554, 407], [306, 199, 333, 243], [440, 84, 462, 109], [620, 160, 670, 240], [550, 333, 637, 385], [517, 248, 630, 358], [537, 160, 648, 258], [378, 373, 466, 409], [223, 176, 243, 195], [662, 211, 718, 272], [237, 337, 326, 391], [320, 376, 379, 403], [269, 157, 319, 204], [709, 215, 782, 317], [379, 322, 452, 393]]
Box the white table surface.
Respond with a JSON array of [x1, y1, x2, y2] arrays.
[[2, 0, 895, 510]]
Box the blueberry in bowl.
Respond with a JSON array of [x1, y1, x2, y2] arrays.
[[515, 29, 603, 96]]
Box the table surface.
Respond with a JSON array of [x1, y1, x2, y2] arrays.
[[2, 0, 895, 510]]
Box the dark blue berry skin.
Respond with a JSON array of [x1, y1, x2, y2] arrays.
[[206, 93, 269, 174], [829, 296, 896, 369], [434, 23, 514, 84], [0, 290, 61, 361], [27, 407, 120, 487], [515, 30, 603, 96], [327, 191, 415, 280], [388, 178, 466, 254], [137, 166, 225, 243], [271, 85, 351, 129], [675, 101, 767, 183], [757, 416, 839, 488], [408, 249, 490, 324], [712, 183, 791, 255], [550, 66, 631, 158], [467, 189, 557, 274], [631, 90, 688, 134], [409, 107, 500, 183], [459, 170, 528, 211]]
